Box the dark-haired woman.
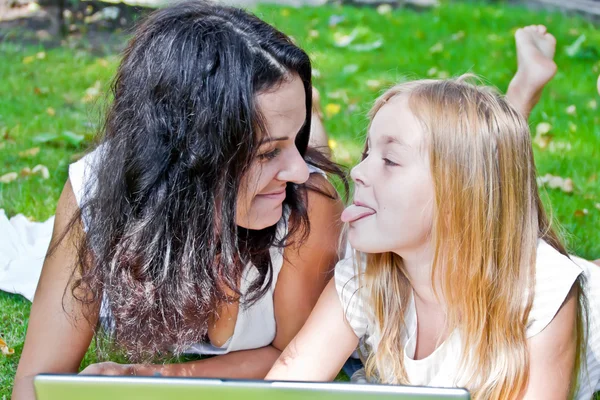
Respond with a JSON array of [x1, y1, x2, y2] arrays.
[[12, 2, 344, 399]]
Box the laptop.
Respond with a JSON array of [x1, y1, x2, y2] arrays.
[[34, 374, 470, 400]]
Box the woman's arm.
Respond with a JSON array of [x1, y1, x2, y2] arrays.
[[519, 284, 578, 399], [267, 280, 359, 381], [82, 174, 344, 379], [12, 179, 99, 400]]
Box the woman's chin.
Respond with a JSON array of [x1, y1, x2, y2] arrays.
[[237, 207, 283, 230]]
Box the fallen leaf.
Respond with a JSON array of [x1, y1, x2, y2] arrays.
[[548, 141, 572, 153], [588, 174, 597, 183], [429, 42, 444, 54], [427, 67, 438, 77], [574, 209, 588, 217], [33, 87, 49, 96], [20, 167, 32, 177], [342, 64, 359, 75], [451, 31, 465, 41], [588, 99, 597, 110], [36, 51, 46, 60], [32, 164, 50, 179], [23, 55, 35, 64], [437, 71, 450, 79], [82, 81, 102, 103], [366, 80, 384, 90], [325, 103, 341, 118], [0, 336, 14, 356], [0, 172, 18, 184], [18, 147, 40, 158], [569, 122, 577, 133], [327, 90, 349, 102], [377, 4, 392, 15], [534, 133, 553, 149], [535, 122, 552, 135], [328, 139, 337, 149], [537, 173, 574, 193], [328, 15, 345, 28], [565, 34, 586, 57], [46, 107, 56, 116], [566, 105, 577, 115]]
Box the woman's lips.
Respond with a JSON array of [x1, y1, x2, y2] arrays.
[[341, 203, 376, 223], [257, 188, 286, 202]]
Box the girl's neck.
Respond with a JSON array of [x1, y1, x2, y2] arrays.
[[396, 242, 443, 308]]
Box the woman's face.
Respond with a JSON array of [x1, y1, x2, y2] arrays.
[[236, 74, 310, 230], [342, 95, 435, 255]]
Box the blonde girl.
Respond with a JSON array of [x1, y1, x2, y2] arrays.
[[266, 76, 600, 399]]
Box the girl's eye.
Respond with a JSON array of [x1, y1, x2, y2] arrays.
[[258, 148, 280, 161], [383, 158, 399, 167]]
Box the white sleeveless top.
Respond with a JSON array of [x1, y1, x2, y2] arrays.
[[69, 146, 322, 355], [335, 241, 600, 399]]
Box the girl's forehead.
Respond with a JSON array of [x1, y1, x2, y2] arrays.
[[369, 96, 423, 148]]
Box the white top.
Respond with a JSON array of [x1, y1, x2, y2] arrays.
[[69, 146, 323, 355], [335, 241, 600, 399]]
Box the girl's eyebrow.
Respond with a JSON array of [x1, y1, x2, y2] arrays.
[[381, 134, 407, 147]]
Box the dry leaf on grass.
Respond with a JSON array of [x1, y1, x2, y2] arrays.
[[566, 105, 577, 115], [82, 81, 102, 103], [0, 172, 18, 184], [377, 4, 392, 15], [0, 336, 14, 356], [534, 122, 553, 149], [574, 209, 588, 217], [32, 164, 50, 179], [18, 147, 40, 158], [429, 42, 444, 54], [537, 174, 574, 193], [588, 100, 597, 110]]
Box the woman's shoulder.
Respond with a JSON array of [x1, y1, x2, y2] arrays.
[[68, 144, 106, 208]]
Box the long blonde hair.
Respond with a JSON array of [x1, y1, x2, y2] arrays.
[[359, 76, 586, 398]]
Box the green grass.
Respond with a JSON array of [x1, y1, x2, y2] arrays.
[[1, 1, 599, 398]]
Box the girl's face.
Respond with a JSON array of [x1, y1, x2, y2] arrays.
[[343, 95, 435, 255], [236, 75, 310, 230]]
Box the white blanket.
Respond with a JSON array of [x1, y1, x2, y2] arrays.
[[0, 209, 54, 302]]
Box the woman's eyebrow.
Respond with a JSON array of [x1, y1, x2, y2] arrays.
[[259, 136, 289, 145]]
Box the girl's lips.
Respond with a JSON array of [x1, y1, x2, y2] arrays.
[[341, 203, 376, 223]]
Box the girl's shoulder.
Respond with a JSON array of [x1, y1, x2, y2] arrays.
[[334, 254, 369, 338], [527, 241, 585, 338]]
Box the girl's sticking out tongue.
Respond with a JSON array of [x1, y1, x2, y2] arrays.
[[341, 204, 375, 223]]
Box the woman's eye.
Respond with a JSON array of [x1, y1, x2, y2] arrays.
[[258, 148, 280, 161]]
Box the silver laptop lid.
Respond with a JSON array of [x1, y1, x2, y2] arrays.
[[34, 374, 470, 400]]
